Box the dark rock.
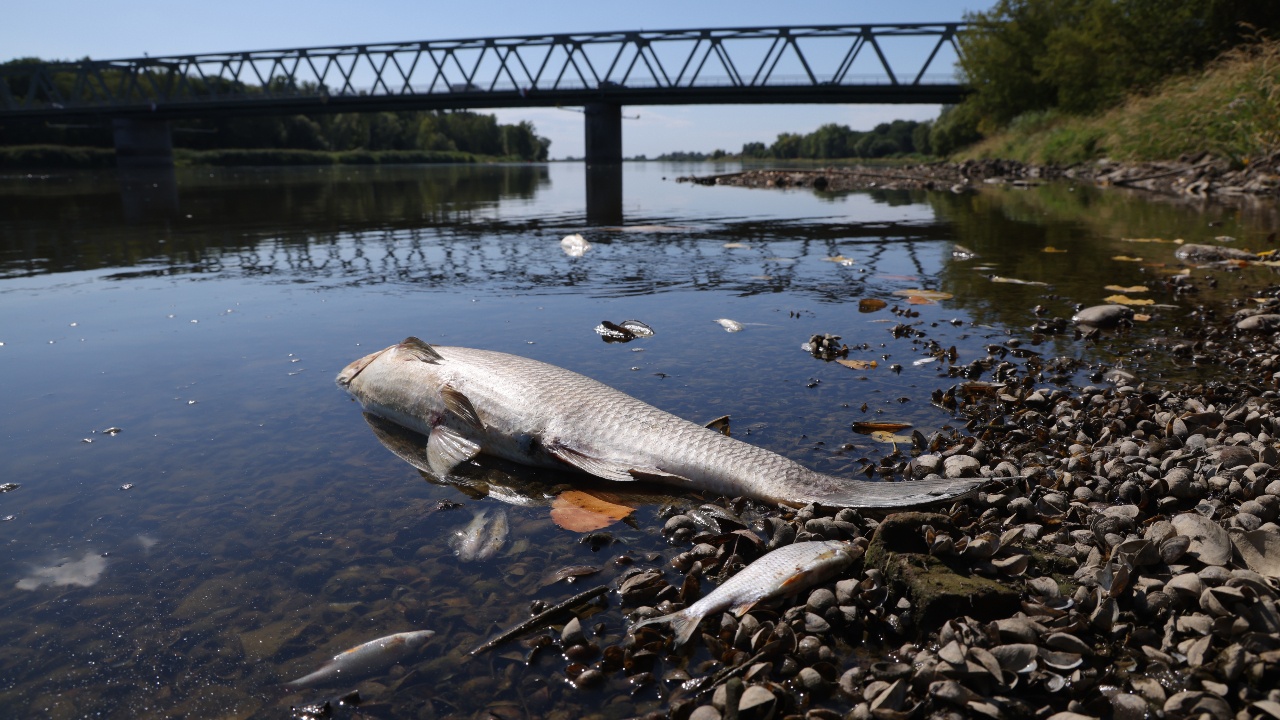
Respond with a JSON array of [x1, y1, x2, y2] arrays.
[[1175, 243, 1256, 262], [865, 512, 1019, 636]]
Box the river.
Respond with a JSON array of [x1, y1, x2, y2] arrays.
[[0, 162, 1276, 718]]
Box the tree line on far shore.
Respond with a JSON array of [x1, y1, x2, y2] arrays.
[[655, 120, 934, 162], [0, 57, 551, 162]]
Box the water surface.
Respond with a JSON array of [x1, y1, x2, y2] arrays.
[[1, 163, 1276, 718]]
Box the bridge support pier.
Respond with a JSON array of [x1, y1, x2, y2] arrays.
[[584, 102, 622, 164], [112, 119, 179, 220], [112, 118, 175, 170], [584, 103, 623, 225]]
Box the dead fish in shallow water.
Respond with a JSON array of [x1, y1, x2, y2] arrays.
[[450, 508, 508, 561], [632, 540, 857, 647], [285, 630, 434, 687], [337, 337, 989, 508]]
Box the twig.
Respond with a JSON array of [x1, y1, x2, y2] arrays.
[[468, 584, 609, 656]]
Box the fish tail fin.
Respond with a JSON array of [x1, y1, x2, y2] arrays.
[[806, 474, 999, 509], [284, 667, 328, 688], [669, 612, 702, 648], [632, 610, 701, 648]]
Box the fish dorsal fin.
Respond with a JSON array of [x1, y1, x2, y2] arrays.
[[703, 415, 731, 436], [399, 337, 444, 364], [427, 425, 481, 477], [442, 386, 484, 430]]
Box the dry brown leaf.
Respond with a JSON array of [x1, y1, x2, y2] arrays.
[[1103, 294, 1155, 306], [859, 298, 887, 313], [1112, 255, 1143, 262], [891, 289, 952, 300], [1132, 313, 1152, 322], [1042, 246, 1067, 253], [550, 490, 635, 532], [1104, 285, 1149, 293], [852, 421, 911, 433], [836, 358, 878, 370]]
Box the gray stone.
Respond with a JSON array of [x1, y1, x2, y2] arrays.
[[944, 454, 981, 478], [1072, 304, 1133, 327]]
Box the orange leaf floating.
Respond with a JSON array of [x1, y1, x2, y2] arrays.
[[859, 298, 887, 313], [837, 359, 878, 370], [907, 296, 934, 305], [852, 421, 911, 433], [892, 289, 952, 300], [550, 490, 635, 532]]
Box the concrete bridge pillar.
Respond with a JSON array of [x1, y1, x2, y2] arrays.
[[584, 102, 622, 224], [584, 102, 622, 165], [111, 118, 175, 170]]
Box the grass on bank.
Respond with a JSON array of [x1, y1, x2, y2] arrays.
[[0, 146, 493, 170], [960, 39, 1280, 166]]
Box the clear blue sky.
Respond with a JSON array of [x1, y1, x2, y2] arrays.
[[3, 1, 994, 158]]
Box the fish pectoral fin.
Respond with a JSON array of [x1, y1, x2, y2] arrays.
[[731, 599, 761, 617], [545, 442, 639, 483], [427, 425, 481, 477], [442, 386, 484, 430], [703, 415, 731, 437], [627, 468, 694, 484], [399, 336, 444, 364]]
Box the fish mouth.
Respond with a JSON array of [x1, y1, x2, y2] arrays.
[[336, 347, 390, 388]]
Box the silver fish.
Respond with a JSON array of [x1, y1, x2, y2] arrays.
[[336, 337, 987, 508], [633, 540, 856, 647], [285, 630, 434, 688], [450, 508, 509, 561]]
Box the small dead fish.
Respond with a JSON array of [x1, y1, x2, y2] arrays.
[[632, 540, 857, 647], [714, 318, 744, 332], [285, 630, 434, 688], [595, 320, 654, 343], [987, 275, 1048, 286], [451, 509, 509, 561]]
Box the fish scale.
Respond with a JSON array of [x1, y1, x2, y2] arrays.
[[337, 338, 988, 508]]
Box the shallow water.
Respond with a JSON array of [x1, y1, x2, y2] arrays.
[[0, 163, 1277, 718]]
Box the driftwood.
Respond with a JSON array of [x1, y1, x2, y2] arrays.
[[468, 584, 609, 656]]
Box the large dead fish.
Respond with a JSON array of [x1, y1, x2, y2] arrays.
[[633, 540, 857, 647], [285, 630, 434, 687], [337, 337, 988, 508]]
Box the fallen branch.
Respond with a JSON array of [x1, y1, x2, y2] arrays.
[[468, 584, 609, 656]]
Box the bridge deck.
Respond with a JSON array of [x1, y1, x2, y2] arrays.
[[1, 24, 968, 119]]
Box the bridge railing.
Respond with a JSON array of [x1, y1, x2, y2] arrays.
[[1, 24, 966, 116]]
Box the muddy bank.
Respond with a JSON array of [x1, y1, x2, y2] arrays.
[[677, 154, 1280, 201]]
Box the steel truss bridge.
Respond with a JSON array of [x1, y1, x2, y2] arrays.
[[2, 22, 969, 202], [2, 24, 967, 120]]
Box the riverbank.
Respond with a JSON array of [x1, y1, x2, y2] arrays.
[[0, 145, 490, 169], [647, 281, 1280, 720], [958, 39, 1280, 169], [678, 154, 1280, 202]]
